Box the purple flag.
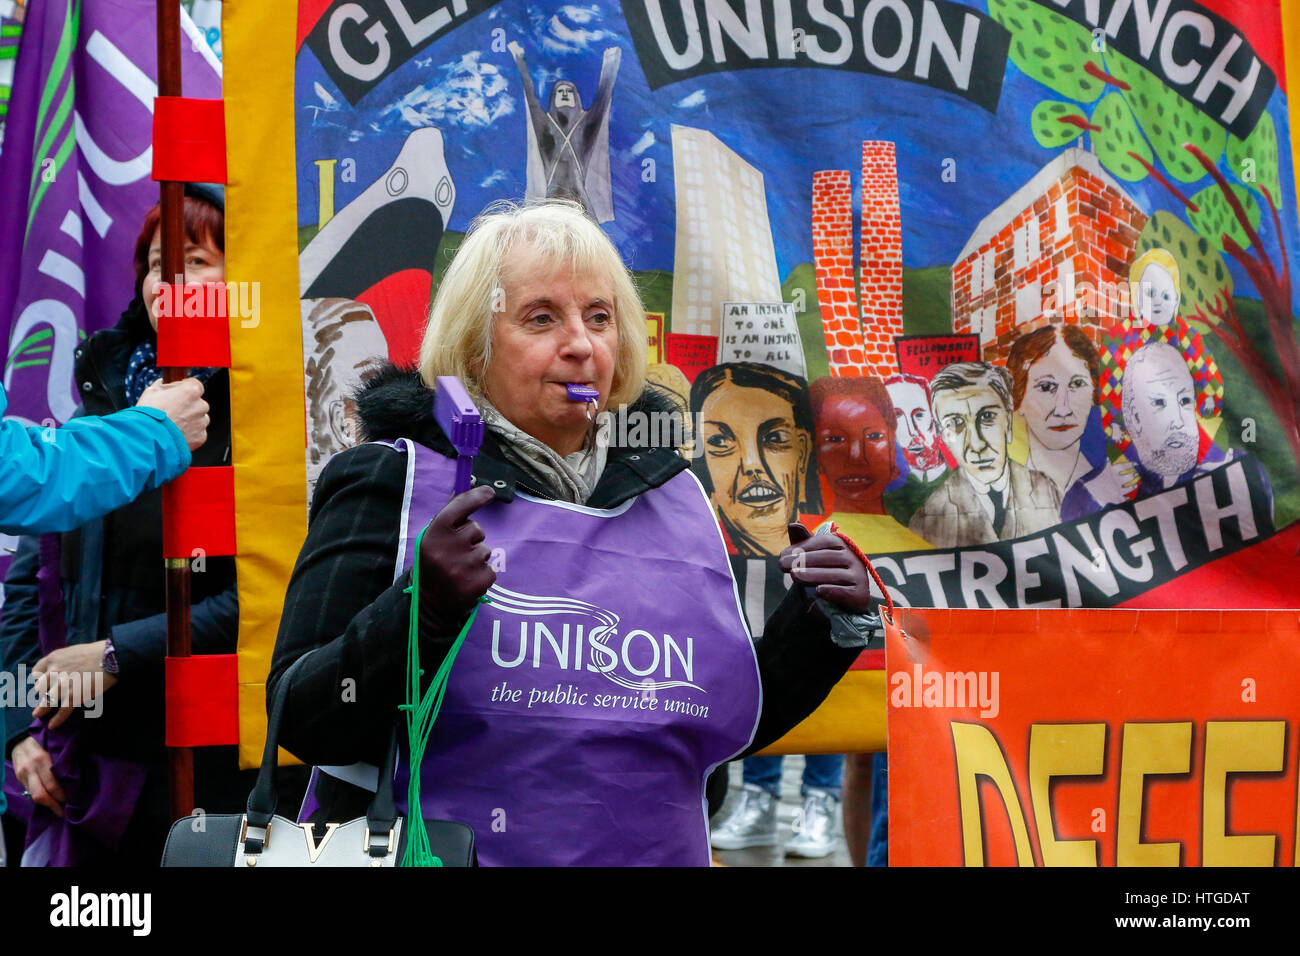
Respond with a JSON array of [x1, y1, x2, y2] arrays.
[[0, 0, 221, 428]]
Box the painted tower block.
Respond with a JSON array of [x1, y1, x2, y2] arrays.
[[812, 169, 866, 375], [670, 125, 783, 338], [951, 148, 1148, 365], [858, 141, 905, 377], [810, 142, 906, 378]]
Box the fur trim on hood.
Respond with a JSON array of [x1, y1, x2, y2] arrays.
[[355, 364, 687, 453]]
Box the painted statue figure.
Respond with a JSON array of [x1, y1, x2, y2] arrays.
[[510, 41, 620, 223]]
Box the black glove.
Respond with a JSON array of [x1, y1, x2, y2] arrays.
[[777, 523, 874, 614], [417, 484, 498, 633]]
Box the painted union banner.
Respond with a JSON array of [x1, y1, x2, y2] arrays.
[[0, 0, 1244, 763], [231, 0, 1299, 757], [284, 0, 1300, 616]]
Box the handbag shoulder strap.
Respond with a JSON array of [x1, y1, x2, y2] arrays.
[[245, 652, 312, 837], [362, 729, 400, 856]]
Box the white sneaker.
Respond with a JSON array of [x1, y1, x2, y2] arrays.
[[710, 783, 778, 849], [786, 788, 840, 858]]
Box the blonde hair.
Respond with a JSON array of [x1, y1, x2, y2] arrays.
[[1129, 248, 1181, 313], [418, 199, 647, 411]]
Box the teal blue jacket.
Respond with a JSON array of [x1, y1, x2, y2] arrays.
[[0, 382, 190, 535], [1, 382, 191, 817]]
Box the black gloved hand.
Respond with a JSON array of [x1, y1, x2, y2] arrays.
[[417, 484, 498, 633], [777, 523, 873, 614]]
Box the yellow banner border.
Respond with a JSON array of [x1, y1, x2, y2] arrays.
[[225, 0, 306, 768]]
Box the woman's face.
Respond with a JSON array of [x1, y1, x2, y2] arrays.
[[480, 243, 618, 456], [1019, 337, 1094, 452], [816, 393, 896, 510], [699, 382, 810, 554], [142, 226, 225, 331], [1137, 262, 1179, 326]]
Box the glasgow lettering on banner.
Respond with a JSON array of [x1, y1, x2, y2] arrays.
[[622, 0, 1012, 112], [305, 0, 500, 105], [869, 459, 1276, 610], [1047, 0, 1276, 138]]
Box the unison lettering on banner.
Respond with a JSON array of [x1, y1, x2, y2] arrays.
[[623, 0, 1012, 111]]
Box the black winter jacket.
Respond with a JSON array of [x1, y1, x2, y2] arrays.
[[268, 365, 861, 776]]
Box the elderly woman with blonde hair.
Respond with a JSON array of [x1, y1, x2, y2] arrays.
[[267, 200, 880, 867]]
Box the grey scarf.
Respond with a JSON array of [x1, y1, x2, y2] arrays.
[[478, 398, 609, 504]]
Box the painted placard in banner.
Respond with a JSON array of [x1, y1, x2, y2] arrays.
[[895, 334, 981, 378], [645, 312, 664, 365], [664, 332, 718, 384], [887, 609, 1300, 866], [718, 302, 806, 379]]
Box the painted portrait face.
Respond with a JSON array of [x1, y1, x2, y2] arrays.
[[553, 82, 578, 109], [1020, 337, 1094, 452], [1137, 262, 1179, 326], [644, 362, 693, 457], [887, 378, 945, 471], [303, 299, 390, 492], [1124, 344, 1198, 478], [934, 385, 1010, 489], [816, 393, 896, 508], [327, 318, 388, 447], [699, 383, 810, 555]]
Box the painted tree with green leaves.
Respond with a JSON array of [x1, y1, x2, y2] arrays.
[[991, 0, 1300, 469]]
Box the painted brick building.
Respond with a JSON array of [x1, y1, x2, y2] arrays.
[[951, 148, 1148, 365], [811, 141, 904, 377]]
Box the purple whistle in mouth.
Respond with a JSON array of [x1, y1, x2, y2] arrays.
[[434, 376, 485, 494], [564, 383, 600, 403], [565, 383, 599, 421]]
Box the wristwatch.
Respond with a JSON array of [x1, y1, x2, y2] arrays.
[[102, 636, 121, 676]]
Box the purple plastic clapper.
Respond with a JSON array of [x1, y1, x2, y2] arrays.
[[434, 376, 485, 494]]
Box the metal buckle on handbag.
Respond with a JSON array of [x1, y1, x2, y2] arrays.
[[363, 824, 395, 858], [238, 815, 271, 859]]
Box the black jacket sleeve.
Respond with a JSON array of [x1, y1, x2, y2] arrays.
[[743, 585, 863, 756], [1, 534, 42, 755], [266, 444, 459, 768], [110, 581, 239, 680]]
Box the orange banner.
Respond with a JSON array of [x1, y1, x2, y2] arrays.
[[888, 609, 1300, 867]]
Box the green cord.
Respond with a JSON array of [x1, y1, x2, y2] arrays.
[[399, 525, 487, 867]]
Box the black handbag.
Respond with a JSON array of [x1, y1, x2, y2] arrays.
[[161, 653, 476, 867]]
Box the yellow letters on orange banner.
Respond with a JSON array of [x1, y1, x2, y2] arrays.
[[1028, 723, 1105, 867], [951, 722, 1035, 866], [1115, 722, 1190, 866], [1202, 720, 1285, 866]]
